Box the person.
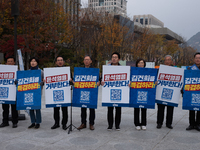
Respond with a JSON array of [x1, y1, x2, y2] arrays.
[[156, 55, 174, 129], [186, 52, 200, 131], [0, 56, 18, 128], [28, 57, 43, 129], [134, 59, 147, 131], [102, 52, 122, 131], [77, 56, 100, 130], [51, 56, 68, 130]]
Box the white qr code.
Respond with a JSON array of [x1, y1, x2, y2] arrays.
[[24, 93, 34, 105], [192, 94, 200, 104], [110, 89, 121, 101], [53, 90, 64, 102], [161, 88, 173, 100], [80, 91, 90, 101], [137, 91, 148, 102], [0, 87, 9, 98]]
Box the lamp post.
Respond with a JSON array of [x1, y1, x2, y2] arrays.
[[11, 0, 25, 121], [11, 0, 19, 62]]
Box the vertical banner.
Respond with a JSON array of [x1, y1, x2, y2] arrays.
[[0, 65, 18, 104], [72, 67, 99, 109], [44, 67, 71, 107], [17, 49, 24, 71], [102, 65, 130, 107], [182, 70, 200, 111], [16, 70, 41, 110], [130, 67, 158, 109], [156, 65, 184, 107]]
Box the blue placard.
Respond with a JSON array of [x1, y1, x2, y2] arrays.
[[72, 67, 99, 109], [129, 67, 158, 109], [16, 70, 41, 110], [182, 69, 200, 111]]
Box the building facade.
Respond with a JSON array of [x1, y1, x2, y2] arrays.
[[133, 14, 183, 44], [54, 0, 81, 17], [88, 0, 127, 16], [133, 14, 164, 28]]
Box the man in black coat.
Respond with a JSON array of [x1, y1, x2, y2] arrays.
[[77, 55, 100, 130], [101, 52, 122, 131], [51, 56, 68, 130], [156, 55, 174, 129], [0, 56, 18, 128], [186, 52, 200, 131]]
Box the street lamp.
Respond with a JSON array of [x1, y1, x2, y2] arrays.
[[11, 0, 19, 62], [11, 0, 25, 121]]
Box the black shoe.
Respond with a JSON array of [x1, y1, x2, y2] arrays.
[[166, 124, 173, 129], [62, 125, 67, 130], [35, 124, 40, 129], [186, 125, 195, 130], [195, 125, 200, 131], [116, 126, 120, 131], [28, 123, 35, 129], [12, 124, 18, 128], [0, 123, 9, 128], [157, 124, 162, 129], [107, 126, 112, 131], [51, 124, 60, 129]]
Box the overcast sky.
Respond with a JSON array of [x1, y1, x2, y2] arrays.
[[81, 0, 200, 40]]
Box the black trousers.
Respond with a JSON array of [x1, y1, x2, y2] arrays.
[[157, 104, 174, 125], [53, 107, 68, 126], [81, 108, 95, 125], [189, 110, 200, 126], [107, 107, 121, 128], [2, 104, 18, 124], [134, 108, 147, 126]]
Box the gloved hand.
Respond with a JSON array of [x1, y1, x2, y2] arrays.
[[14, 80, 18, 85]]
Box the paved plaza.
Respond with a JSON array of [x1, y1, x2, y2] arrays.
[[0, 87, 199, 150]]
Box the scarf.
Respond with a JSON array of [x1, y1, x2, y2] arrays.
[[190, 64, 200, 70], [30, 66, 39, 70]]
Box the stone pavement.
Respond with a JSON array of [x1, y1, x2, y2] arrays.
[[0, 87, 199, 150]]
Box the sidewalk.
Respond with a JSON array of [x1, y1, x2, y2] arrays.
[[0, 87, 199, 150]]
